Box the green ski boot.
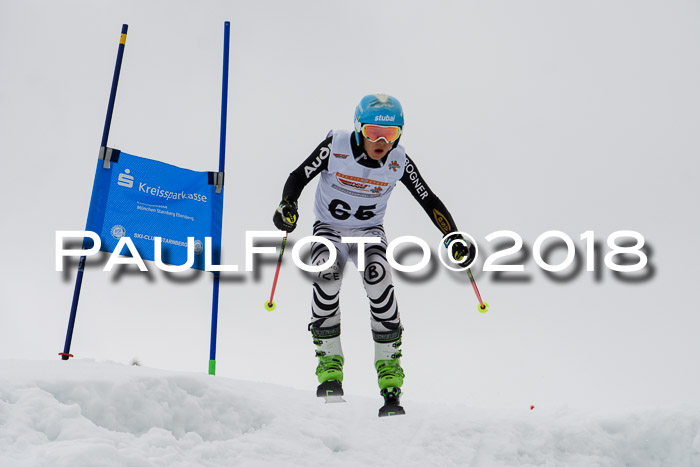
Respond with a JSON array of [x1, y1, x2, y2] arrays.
[[311, 324, 345, 401], [374, 327, 405, 416], [373, 327, 405, 391], [375, 359, 405, 390], [316, 355, 344, 383]]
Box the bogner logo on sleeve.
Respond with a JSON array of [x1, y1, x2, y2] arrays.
[[305, 146, 330, 178]]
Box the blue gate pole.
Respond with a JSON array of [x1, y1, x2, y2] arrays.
[[209, 21, 230, 375], [61, 24, 129, 360]]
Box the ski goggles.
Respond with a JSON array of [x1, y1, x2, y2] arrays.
[[361, 124, 402, 144]]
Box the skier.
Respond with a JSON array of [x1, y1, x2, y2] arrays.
[[273, 94, 475, 416]]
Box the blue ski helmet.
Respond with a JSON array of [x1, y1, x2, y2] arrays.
[[354, 94, 404, 145]]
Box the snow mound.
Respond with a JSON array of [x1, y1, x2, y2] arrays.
[[1, 359, 699, 466]]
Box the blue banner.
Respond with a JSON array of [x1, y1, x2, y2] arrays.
[[85, 152, 223, 271]]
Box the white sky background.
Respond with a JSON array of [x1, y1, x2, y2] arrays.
[[1, 1, 698, 410]]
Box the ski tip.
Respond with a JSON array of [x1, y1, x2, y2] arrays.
[[264, 300, 276, 311], [324, 396, 347, 404]]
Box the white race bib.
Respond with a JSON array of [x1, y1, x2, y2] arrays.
[[313, 130, 406, 227]]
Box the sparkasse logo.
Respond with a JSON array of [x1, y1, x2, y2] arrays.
[[118, 169, 134, 188], [117, 168, 208, 203]]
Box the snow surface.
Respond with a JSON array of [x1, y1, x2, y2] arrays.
[[1, 360, 699, 467]]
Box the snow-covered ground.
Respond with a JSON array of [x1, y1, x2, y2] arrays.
[[1, 360, 699, 467]]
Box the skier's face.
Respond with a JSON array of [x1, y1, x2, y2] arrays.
[[363, 136, 393, 160]]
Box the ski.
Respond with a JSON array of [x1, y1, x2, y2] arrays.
[[378, 387, 405, 417], [316, 380, 346, 403]]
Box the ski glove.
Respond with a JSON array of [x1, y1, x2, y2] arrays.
[[445, 233, 476, 269], [273, 198, 299, 232]]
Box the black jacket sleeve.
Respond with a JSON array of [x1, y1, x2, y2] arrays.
[[400, 154, 460, 235], [281, 134, 333, 203]]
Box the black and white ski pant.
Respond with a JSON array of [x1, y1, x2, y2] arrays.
[[308, 221, 401, 335]]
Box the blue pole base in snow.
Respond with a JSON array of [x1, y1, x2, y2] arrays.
[[62, 255, 87, 360], [209, 360, 216, 375]]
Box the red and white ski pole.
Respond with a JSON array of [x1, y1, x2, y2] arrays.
[[445, 233, 489, 313], [467, 269, 489, 313], [264, 233, 288, 311]]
